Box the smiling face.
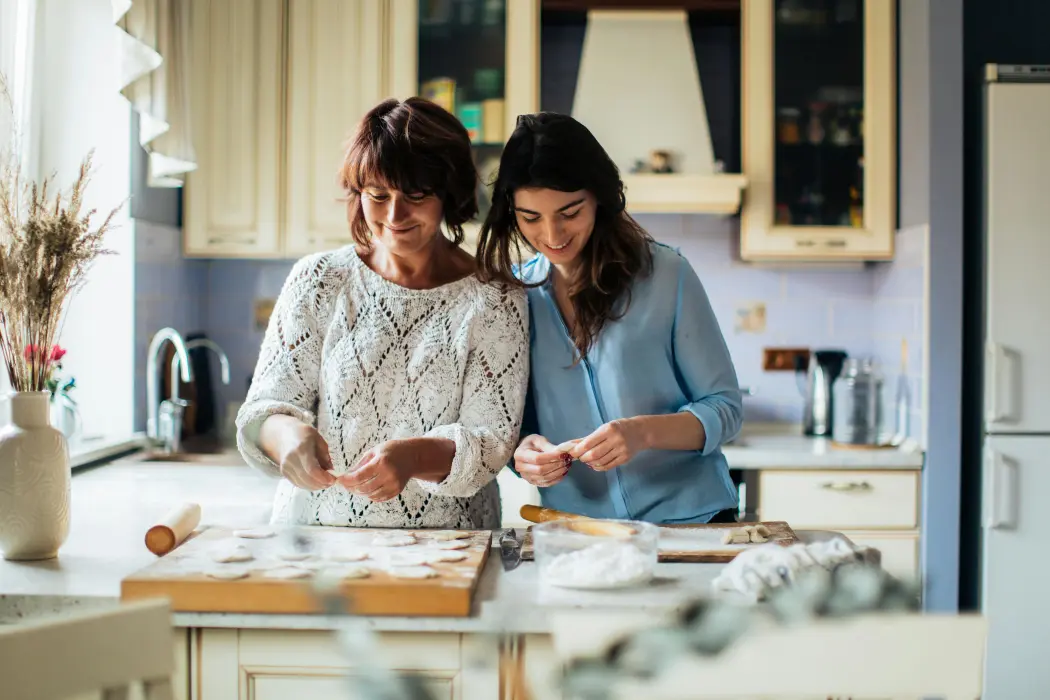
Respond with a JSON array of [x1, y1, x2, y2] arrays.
[[359, 183, 445, 255], [512, 187, 597, 268]]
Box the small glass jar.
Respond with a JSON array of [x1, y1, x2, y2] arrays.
[[833, 358, 884, 445]]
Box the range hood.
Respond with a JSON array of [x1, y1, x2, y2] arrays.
[[571, 10, 747, 214]]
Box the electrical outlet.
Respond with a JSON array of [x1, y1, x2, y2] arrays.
[[763, 347, 810, 372], [734, 302, 767, 333]]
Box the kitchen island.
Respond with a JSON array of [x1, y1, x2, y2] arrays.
[[0, 447, 898, 699]]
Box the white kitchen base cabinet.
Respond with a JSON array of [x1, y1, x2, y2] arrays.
[[192, 629, 500, 700]]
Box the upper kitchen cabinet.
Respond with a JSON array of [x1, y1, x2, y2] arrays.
[[185, 0, 285, 258], [387, 0, 540, 247], [185, 0, 392, 259], [740, 0, 895, 261], [283, 1, 388, 257]]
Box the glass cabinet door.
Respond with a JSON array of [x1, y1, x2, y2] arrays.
[[741, 0, 894, 261], [389, 0, 538, 241]]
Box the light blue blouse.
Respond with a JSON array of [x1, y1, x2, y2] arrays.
[[516, 241, 742, 524]]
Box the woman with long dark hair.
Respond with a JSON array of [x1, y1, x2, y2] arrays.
[[477, 112, 742, 524]]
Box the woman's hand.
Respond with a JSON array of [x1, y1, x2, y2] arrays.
[[572, 418, 648, 472], [338, 440, 418, 502], [514, 434, 574, 487], [259, 414, 336, 491]]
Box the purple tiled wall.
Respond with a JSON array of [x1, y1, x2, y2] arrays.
[[132, 215, 928, 436]]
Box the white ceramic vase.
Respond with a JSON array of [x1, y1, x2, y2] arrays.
[[0, 391, 71, 560]]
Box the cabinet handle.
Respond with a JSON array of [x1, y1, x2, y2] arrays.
[[208, 236, 257, 245], [795, 239, 817, 247], [820, 481, 872, 492], [823, 239, 848, 247], [984, 448, 1018, 530]]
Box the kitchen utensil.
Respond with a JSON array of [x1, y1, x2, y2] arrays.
[[796, 349, 848, 436], [890, 338, 911, 446], [518, 504, 638, 537], [498, 528, 523, 571], [532, 519, 659, 590], [144, 503, 202, 556], [832, 357, 884, 446], [122, 527, 491, 616]]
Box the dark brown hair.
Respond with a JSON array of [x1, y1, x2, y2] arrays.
[[339, 97, 478, 247], [476, 112, 653, 360]]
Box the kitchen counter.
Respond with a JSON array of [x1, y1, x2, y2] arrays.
[[0, 450, 839, 634], [722, 427, 924, 470]]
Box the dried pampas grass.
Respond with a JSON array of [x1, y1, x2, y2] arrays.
[[0, 74, 120, 392]]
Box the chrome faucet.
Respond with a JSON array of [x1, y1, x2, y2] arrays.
[[169, 338, 231, 403], [146, 328, 194, 447]]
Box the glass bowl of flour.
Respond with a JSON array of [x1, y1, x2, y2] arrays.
[[533, 519, 659, 590]]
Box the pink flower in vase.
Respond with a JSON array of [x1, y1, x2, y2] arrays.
[[49, 345, 66, 362], [23, 344, 40, 360]]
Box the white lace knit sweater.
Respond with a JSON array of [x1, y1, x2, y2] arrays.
[[236, 247, 529, 529]]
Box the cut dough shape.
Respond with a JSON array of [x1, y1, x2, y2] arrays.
[[234, 527, 277, 539], [385, 551, 432, 567], [209, 543, 254, 563], [265, 566, 312, 579], [425, 550, 467, 563], [432, 540, 470, 550], [277, 550, 312, 561], [372, 533, 417, 547], [428, 530, 471, 541], [387, 565, 437, 579], [721, 528, 751, 545], [206, 567, 250, 580], [327, 549, 368, 563], [748, 526, 769, 544], [248, 561, 288, 572], [327, 565, 370, 580]]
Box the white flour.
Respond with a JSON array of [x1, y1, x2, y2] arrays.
[[543, 541, 653, 589]]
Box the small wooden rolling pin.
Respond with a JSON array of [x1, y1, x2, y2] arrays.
[[145, 502, 202, 556], [519, 505, 636, 537]]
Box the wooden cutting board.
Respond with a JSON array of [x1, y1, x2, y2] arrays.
[[121, 527, 490, 617], [519, 521, 799, 563]]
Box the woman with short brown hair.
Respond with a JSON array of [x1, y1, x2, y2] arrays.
[[237, 97, 529, 529]]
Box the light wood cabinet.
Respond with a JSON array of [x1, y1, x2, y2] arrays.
[[193, 628, 500, 700], [186, 0, 393, 259], [185, 0, 285, 258], [740, 0, 896, 261]]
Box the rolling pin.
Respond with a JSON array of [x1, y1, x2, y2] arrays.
[[145, 502, 201, 556], [519, 505, 636, 537]]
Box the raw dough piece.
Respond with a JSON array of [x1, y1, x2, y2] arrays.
[[385, 551, 432, 567], [209, 543, 254, 563], [327, 548, 368, 563], [387, 565, 438, 579], [721, 528, 752, 545], [428, 530, 471, 541], [432, 540, 470, 550], [425, 550, 467, 563], [277, 550, 312, 561], [248, 561, 288, 572], [372, 533, 417, 547], [264, 566, 312, 580], [234, 527, 277, 539], [206, 567, 250, 580], [748, 525, 770, 544], [327, 565, 370, 580]]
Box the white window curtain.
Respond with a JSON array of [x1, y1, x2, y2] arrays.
[[113, 0, 195, 187]]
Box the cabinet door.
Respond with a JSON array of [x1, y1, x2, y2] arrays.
[[740, 0, 895, 261], [184, 0, 284, 258], [388, 0, 539, 253], [284, 1, 389, 258]]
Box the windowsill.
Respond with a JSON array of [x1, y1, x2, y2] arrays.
[[69, 433, 145, 470]]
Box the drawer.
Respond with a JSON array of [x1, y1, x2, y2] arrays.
[[846, 532, 920, 579], [759, 470, 920, 529]]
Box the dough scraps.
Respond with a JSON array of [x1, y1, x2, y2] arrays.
[[327, 548, 369, 562], [372, 533, 417, 547], [721, 524, 772, 545], [387, 565, 438, 579], [384, 551, 432, 567], [233, 527, 277, 539], [431, 540, 470, 550], [425, 550, 468, 563], [427, 530, 471, 541], [277, 550, 312, 561], [209, 543, 254, 563], [326, 565, 370, 580]]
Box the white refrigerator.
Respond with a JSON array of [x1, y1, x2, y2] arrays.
[[981, 63, 1050, 698]]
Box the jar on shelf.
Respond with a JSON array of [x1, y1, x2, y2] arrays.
[[777, 108, 801, 144], [832, 358, 884, 445]]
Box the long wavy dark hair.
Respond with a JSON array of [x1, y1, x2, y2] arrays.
[[476, 112, 653, 360]]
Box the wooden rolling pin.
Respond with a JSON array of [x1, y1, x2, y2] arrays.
[[145, 503, 201, 556], [519, 505, 636, 537]]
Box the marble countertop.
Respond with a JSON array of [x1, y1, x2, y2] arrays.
[[0, 450, 844, 634], [722, 425, 924, 470]]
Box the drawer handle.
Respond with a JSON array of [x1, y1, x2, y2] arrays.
[[820, 481, 872, 492]]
